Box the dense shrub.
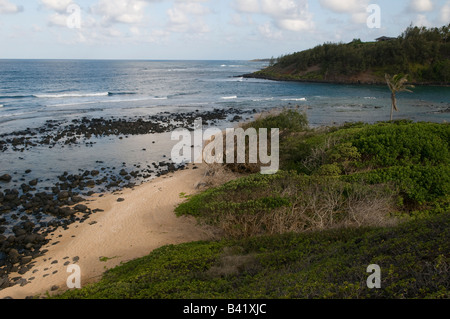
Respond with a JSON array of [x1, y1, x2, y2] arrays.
[[283, 121, 449, 207]]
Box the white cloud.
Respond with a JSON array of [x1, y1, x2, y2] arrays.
[[234, 0, 260, 13], [319, 0, 370, 24], [408, 0, 433, 12], [258, 22, 282, 39], [233, 0, 314, 32], [40, 0, 73, 13], [318, 0, 367, 13], [277, 18, 311, 32], [414, 13, 432, 26], [0, 0, 23, 14], [441, 1, 450, 23], [47, 12, 68, 27], [166, 0, 211, 34], [93, 0, 148, 25]]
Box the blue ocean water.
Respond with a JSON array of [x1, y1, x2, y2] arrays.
[[0, 60, 448, 134]]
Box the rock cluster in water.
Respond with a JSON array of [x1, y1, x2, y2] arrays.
[[0, 108, 254, 152]]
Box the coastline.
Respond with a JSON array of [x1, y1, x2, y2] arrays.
[[242, 73, 450, 87], [0, 163, 215, 299]]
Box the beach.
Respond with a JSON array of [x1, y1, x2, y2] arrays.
[[1, 60, 448, 299], [0, 163, 214, 299]]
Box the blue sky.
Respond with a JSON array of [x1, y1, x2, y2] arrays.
[[0, 0, 449, 60]]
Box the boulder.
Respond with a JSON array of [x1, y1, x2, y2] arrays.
[[74, 204, 88, 212], [29, 179, 38, 186], [20, 256, 32, 265], [0, 174, 11, 182], [119, 169, 128, 176], [57, 191, 69, 201]]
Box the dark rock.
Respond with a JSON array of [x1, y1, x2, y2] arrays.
[[91, 170, 100, 177], [29, 179, 38, 186], [117, 198, 125, 202], [74, 204, 88, 212], [0, 276, 10, 289], [85, 180, 95, 188], [13, 228, 26, 237], [71, 196, 84, 203], [20, 184, 31, 193], [0, 174, 12, 182], [18, 266, 29, 275], [8, 249, 20, 264], [57, 191, 69, 201], [119, 169, 128, 176], [20, 256, 33, 265]]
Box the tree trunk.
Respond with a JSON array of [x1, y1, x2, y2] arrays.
[[390, 93, 397, 121]]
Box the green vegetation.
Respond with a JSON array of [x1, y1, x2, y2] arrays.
[[55, 109, 449, 299], [247, 24, 450, 85], [176, 114, 449, 238], [56, 213, 449, 299]]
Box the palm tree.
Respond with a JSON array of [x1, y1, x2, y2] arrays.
[[385, 73, 414, 121]]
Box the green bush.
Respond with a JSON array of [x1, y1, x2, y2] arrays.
[[349, 122, 450, 167], [243, 108, 309, 133], [55, 212, 450, 299], [281, 121, 449, 208], [344, 165, 450, 204]]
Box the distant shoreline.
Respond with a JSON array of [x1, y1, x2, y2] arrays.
[[242, 72, 450, 87]]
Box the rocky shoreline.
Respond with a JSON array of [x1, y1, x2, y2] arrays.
[[0, 107, 256, 291], [0, 107, 252, 152], [242, 72, 450, 87]]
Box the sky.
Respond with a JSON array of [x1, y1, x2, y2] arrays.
[[0, 0, 449, 60]]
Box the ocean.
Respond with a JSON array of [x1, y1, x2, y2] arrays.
[[1, 59, 449, 133], [0, 59, 449, 236]]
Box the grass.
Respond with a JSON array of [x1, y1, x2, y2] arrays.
[[54, 109, 450, 299]]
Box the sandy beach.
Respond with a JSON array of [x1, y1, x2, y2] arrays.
[[0, 164, 214, 299]]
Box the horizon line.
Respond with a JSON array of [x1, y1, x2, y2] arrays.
[[0, 58, 267, 62]]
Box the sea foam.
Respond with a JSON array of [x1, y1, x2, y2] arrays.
[[34, 92, 110, 98], [281, 98, 307, 101]]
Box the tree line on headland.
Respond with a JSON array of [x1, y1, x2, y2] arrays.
[[246, 24, 450, 86]]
